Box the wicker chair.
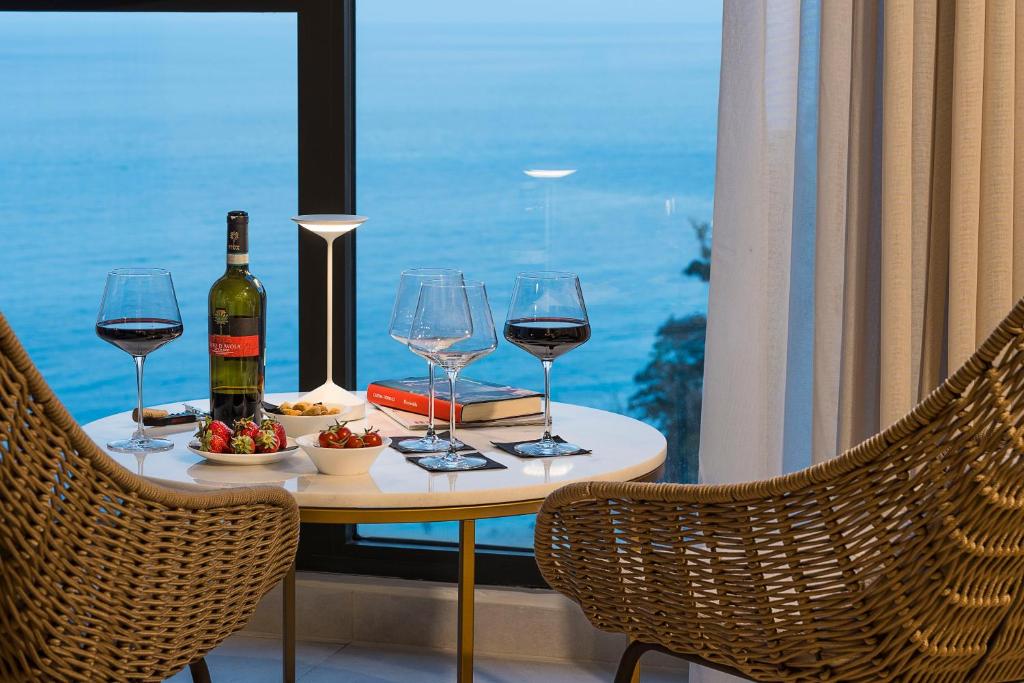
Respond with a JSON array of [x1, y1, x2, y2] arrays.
[[0, 311, 300, 683], [536, 297, 1024, 683]]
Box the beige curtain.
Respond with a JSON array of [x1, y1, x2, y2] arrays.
[[820, 0, 1023, 455], [699, 3, 1024, 677]]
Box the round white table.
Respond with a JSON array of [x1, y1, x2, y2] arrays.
[[82, 392, 667, 683]]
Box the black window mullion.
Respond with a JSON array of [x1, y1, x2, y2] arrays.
[[297, 0, 357, 393]]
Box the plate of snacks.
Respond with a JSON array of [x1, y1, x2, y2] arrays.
[[296, 422, 391, 476], [188, 416, 298, 465], [262, 400, 361, 438]]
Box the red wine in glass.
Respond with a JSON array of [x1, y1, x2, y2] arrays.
[[96, 318, 184, 356], [96, 268, 183, 454], [503, 317, 591, 361], [503, 272, 590, 457]]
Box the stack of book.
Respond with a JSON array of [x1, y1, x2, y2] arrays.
[[366, 377, 544, 429]]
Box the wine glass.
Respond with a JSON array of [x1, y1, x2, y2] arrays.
[[388, 268, 464, 452], [96, 268, 183, 453], [503, 272, 590, 456], [408, 281, 497, 471]]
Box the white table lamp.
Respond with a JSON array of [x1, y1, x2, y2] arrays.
[[291, 214, 368, 418]]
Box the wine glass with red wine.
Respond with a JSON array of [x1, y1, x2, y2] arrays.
[[504, 272, 590, 456], [96, 268, 183, 453]]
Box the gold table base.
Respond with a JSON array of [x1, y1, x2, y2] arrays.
[[282, 499, 545, 683]]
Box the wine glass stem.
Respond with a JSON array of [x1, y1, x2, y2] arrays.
[[444, 368, 461, 462], [542, 359, 554, 443], [132, 355, 146, 442], [426, 361, 437, 438]]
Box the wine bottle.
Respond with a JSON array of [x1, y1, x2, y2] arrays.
[[208, 210, 266, 425]]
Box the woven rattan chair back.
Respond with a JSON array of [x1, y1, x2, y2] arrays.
[[536, 297, 1024, 682], [0, 312, 299, 682]]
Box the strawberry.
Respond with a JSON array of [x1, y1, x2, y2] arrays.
[[194, 416, 233, 453], [200, 430, 230, 454], [207, 418, 232, 442], [233, 417, 261, 441], [195, 416, 229, 439], [260, 417, 287, 449], [230, 434, 256, 454], [255, 428, 281, 454]]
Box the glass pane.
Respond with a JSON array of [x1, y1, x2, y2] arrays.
[[356, 3, 722, 546], [0, 13, 298, 423]]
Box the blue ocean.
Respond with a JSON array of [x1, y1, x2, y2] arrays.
[[0, 9, 720, 545]]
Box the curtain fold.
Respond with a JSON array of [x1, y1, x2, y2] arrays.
[[698, 0, 1024, 679]]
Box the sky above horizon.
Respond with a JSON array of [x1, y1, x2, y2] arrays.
[[359, 1, 722, 24]]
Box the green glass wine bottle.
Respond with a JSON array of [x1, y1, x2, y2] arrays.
[[208, 210, 266, 425]]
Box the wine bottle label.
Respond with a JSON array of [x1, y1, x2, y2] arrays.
[[209, 311, 260, 358]]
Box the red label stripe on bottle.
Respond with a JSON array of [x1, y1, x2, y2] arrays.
[[209, 335, 259, 358]]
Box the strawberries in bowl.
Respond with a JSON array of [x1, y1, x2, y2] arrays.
[[191, 415, 296, 463]]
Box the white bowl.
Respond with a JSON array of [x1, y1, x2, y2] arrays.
[[269, 405, 361, 438], [296, 433, 391, 476]]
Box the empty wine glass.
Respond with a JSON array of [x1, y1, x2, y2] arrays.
[[388, 268, 464, 452], [96, 268, 183, 453], [408, 281, 497, 470], [504, 272, 590, 456]]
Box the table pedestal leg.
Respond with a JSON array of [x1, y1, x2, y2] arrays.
[[283, 562, 296, 683], [458, 520, 476, 683]]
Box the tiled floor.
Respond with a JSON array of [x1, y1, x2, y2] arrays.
[[164, 634, 687, 682]]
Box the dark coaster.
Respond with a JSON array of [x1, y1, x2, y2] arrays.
[[491, 436, 592, 458], [391, 432, 474, 454], [405, 451, 507, 472]]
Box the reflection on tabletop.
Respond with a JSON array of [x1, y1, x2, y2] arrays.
[[296, 472, 382, 495], [523, 459, 574, 483], [427, 471, 459, 493], [186, 461, 295, 488]]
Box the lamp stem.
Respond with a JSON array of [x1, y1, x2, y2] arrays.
[[325, 234, 334, 385]]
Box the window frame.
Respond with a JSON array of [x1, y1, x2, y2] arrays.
[[1, 0, 544, 588]]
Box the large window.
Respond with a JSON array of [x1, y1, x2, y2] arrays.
[[1, 1, 721, 586], [355, 1, 722, 548]]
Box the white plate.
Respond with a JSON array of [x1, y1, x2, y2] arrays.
[[187, 437, 298, 465]]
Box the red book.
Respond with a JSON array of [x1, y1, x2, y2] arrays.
[[366, 377, 542, 423]]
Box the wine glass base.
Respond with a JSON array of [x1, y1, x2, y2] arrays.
[[514, 440, 581, 457], [107, 437, 174, 453], [401, 435, 462, 453], [417, 454, 489, 471]]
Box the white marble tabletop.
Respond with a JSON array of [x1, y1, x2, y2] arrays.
[[81, 392, 666, 510]]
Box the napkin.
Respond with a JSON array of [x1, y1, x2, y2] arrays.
[[490, 436, 591, 458], [405, 452, 507, 472]]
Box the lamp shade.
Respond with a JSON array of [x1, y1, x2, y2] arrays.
[[291, 214, 368, 240]]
